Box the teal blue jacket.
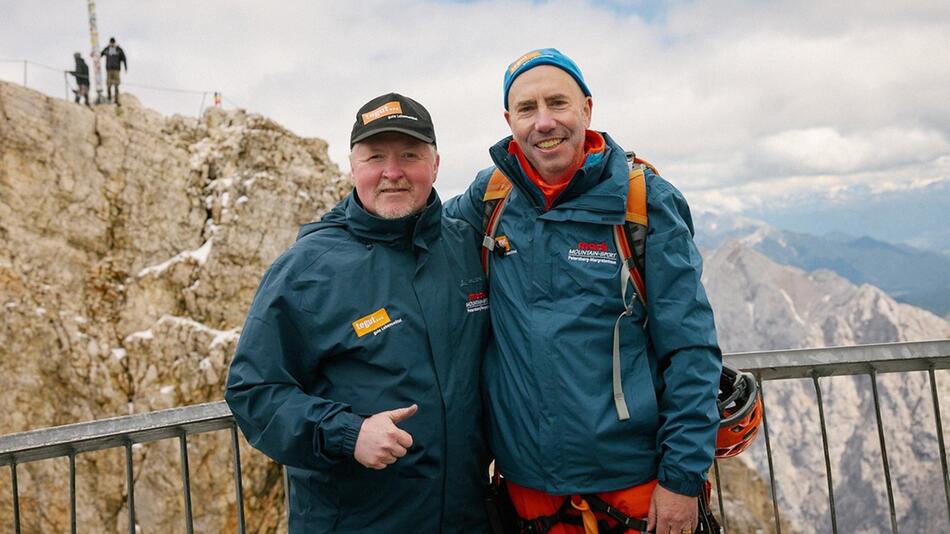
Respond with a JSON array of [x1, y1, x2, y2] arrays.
[[445, 133, 721, 497], [226, 192, 491, 532]]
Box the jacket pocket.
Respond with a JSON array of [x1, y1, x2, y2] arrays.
[[618, 340, 660, 434], [286, 466, 340, 531]]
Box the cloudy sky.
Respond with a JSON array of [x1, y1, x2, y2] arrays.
[[2, 0, 948, 241]]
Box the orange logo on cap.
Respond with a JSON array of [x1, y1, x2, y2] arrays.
[[508, 51, 542, 74], [362, 102, 403, 125], [352, 308, 391, 337]]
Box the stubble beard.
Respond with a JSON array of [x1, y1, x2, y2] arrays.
[[373, 184, 424, 220]]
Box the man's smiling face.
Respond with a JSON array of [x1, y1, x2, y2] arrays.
[[505, 65, 592, 184], [349, 132, 439, 219]]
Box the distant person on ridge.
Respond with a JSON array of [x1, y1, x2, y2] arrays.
[[100, 37, 127, 105], [68, 52, 90, 107], [226, 93, 492, 532]]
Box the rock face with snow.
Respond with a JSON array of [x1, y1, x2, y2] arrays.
[[704, 241, 950, 533], [0, 81, 349, 533]]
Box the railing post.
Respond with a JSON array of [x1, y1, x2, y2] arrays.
[[179, 431, 194, 534], [869, 368, 899, 533], [230, 424, 246, 534], [929, 366, 950, 525], [758, 374, 782, 534], [124, 441, 136, 534], [69, 452, 77, 534], [712, 459, 728, 531], [812, 372, 838, 534], [10, 462, 20, 534], [283, 465, 290, 530], [22, 60, 27, 87]]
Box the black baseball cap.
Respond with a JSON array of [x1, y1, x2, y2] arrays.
[[350, 93, 436, 147]]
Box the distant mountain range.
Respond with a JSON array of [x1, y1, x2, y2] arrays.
[[694, 211, 950, 318], [729, 179, 950, 257]]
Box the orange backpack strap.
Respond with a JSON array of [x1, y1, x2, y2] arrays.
[[616, 156, 650, 308], [612, 154, 651, 421], [483, 168, 513, 201], [480, 169, 513, 275]]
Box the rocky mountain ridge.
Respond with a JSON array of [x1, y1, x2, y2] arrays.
[[0, 80, 349, 532], [694, 210, 950, 318]]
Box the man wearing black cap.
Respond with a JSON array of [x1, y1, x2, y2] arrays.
[[447, 49, 721, 534], [226, 93, 492, 532]]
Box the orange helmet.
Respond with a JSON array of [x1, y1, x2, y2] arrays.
[[716, 364, 763, 458]]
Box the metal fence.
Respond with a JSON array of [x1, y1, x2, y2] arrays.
[[0, 59, 240, 117], [724, 339, 950, 533], [0, 403, 245, 534], [1, 339, 948, 533]]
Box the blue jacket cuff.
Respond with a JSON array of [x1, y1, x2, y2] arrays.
[[657, 472, 704, 497], [337, 412, 364, 458]]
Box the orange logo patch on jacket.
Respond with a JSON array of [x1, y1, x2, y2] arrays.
[[352, 308, 392, 337]]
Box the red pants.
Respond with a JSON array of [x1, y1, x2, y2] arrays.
[[507, 479, 658, 534]]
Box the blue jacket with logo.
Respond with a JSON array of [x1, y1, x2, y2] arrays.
[[225, 191, 491, 532], [445, 133, 721, 497]]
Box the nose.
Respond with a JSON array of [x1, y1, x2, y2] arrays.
[[380, 156, 405, 180], [534, 106, 556, 132]]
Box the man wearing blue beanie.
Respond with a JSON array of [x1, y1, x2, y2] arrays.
[[447, 49, 722, 534]]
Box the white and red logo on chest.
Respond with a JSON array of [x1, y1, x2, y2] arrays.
[[567, 240, 618, 265], [465, 290, 489, 313]]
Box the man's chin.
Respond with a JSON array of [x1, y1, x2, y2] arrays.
[[374, 202, 422, 220], [525, 151, 571, 176]]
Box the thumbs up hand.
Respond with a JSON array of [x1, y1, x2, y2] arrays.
[[353, 404, 418, 469]]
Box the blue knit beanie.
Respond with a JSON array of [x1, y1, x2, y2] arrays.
[[503, 48, 591, 110]]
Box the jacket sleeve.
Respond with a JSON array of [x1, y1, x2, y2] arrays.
[[442, 168, 493, 232], [120, 48, 127, 69], [225, 255, 363, 471], [643, 174, 722, 497]]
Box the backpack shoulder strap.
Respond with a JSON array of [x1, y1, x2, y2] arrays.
[[480, 169, 513, 275], [616, 153, 650, 308], [612, 152, 652, 421]]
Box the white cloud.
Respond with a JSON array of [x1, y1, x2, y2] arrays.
[[755, 126, 949, 175], [1, 0, 948, 208]]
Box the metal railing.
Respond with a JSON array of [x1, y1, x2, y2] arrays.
[[1, 339, 948, 533], [0, 403, 245, 534], [1, 58, 243, 116], [724, 339, 950, 534]]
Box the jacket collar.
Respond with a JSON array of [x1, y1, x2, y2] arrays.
[[298, 190, 442, 249], [345, 190, 442, 249], [489, 131, 630, 224]]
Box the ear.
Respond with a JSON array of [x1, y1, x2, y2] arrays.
[[582, 97, 592, 128], [504, 110, 512, 129], [348, 152, 358, 183], [432, 152, 440, 184]]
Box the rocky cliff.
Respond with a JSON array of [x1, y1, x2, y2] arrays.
[[0, 80, 349, 532], [704, 241, 950, 533]]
